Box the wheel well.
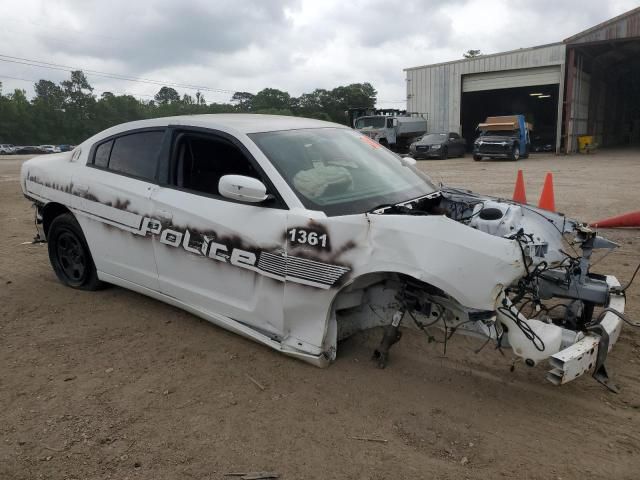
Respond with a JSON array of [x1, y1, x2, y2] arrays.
[[42, 203, 72, 236], [328, 272, 453, 340]]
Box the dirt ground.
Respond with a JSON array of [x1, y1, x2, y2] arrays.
[[1, 150, 639, 480]]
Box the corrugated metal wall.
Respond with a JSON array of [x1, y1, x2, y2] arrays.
[[568, 54, 591, 150], [405, 43, 566, 134]]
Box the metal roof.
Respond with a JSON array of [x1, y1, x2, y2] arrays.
[[564, 7, 640, 44], [403, 42, 564, 72]]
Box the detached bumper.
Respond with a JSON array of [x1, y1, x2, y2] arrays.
[[546, 276, 625, 385]]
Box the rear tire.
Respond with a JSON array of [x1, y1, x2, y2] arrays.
[[473, 154, 482, 161], [48, 213, 103, 290]]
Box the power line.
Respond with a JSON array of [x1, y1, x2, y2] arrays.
[[0, 53, 245, 96], [1, 53, 390, 106], [0, 74, 157, 100]]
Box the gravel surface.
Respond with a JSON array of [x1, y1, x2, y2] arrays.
[[1, 151, 639, 480]]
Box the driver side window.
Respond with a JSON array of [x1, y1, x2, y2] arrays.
[[172, 132, 260, 197]]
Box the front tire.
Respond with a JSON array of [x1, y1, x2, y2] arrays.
[[48, 213, 103, 290], [440, 147, 448, 160], [510, 144, 521, 161], [473, 154, 482, 161]]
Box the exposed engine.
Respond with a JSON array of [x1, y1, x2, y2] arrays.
[[359, 188, 635, 390]]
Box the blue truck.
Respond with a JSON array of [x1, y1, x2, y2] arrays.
[[473, 115, 532, 161]]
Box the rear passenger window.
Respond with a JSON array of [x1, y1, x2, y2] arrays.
[[92, 130, 164, 181], [94, 140, 112, 168], [108, 131, 164, 180]]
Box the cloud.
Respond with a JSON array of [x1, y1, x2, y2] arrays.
[[0, 0, 637, 107]]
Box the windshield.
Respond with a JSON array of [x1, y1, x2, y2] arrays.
[[354, 117, 386, 129], [250, 128, 437, 216], [480, 130, 517, 137], [421, 133, 448, 142]]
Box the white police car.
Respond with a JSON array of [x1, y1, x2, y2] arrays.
[[21, 114, 627, 388]]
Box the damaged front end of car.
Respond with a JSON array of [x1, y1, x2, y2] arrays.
[[351, 187, 627, 390]]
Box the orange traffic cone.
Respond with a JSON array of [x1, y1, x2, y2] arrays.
[[538, 172, 556, 211], [512, 169, 527, 203], [590, 211, 640, 228]]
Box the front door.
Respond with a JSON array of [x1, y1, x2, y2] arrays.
[[150, 129, 288, 337]]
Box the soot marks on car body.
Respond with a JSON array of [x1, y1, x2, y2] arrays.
[[137, 215, 350, 289], [104, 199, 131, 211], [26, 173, 351, 289]]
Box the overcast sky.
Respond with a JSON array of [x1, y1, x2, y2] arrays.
[[0, 0, 637, 108]]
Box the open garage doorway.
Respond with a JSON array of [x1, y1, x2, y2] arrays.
[[460, 84, 559, 152], [566, 39, 640, 151]]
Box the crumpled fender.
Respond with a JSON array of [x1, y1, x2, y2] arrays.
[[362, 214, 525, 310]]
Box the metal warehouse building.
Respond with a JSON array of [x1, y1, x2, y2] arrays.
[[404, 7, 640, 153]]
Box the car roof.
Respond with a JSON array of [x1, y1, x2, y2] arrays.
[[95, 114, 347, 137]]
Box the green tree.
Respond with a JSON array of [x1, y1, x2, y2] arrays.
[[92, 92, 147, 132], [3, 89, 35, 144], [463, 49, 482, 58], [252, 88, 291, 112], [0, 74, 379, 145], [154, 86, 181, 105], [231, 91, 255, 111], [31, 80, 66, 143], [60, 70, 96, 143], [315, 83, 377, 124]]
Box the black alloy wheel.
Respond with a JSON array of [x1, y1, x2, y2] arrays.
[[48, 213, 103, 290]]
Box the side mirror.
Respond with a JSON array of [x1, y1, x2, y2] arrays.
[[219, 175, 270, 203], [400, 156, 417, 166]]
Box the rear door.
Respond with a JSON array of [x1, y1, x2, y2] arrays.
[[149, 128, 289, 337], [72, 128, 167, 291]]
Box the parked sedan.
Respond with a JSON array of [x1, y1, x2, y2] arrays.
[[0, 144, 16, 154], [15, 145, 44, 155], [39, 145, 62, 154], [409, 132, 465, 159], [20, 115, 628, 387]]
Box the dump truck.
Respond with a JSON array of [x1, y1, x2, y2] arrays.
[[348, 108, 427, 152], [473, 115, 532, 161]]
